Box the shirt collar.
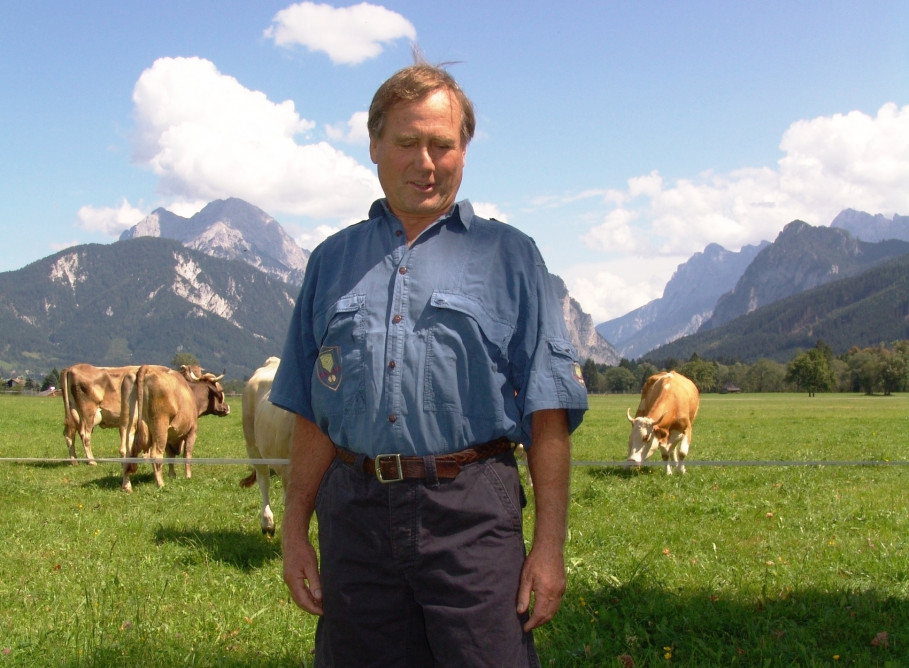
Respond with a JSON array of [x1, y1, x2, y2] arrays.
[[369, 199, 475, 231]]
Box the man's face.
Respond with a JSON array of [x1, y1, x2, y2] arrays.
[[369, 88, 466, 238]]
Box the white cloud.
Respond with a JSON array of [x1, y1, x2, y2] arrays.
[[77, 198, 146, 235], [295, 224, 343, 251], [580, 103, 909, 260], [472, 201, 508, 222], [265, 2, 416, 65], [562, 258, 683, 325], [326, 111, 369, 144], [131, 56, 382, 222], [566, 103, 909, 322]]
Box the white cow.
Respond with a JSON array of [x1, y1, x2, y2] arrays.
[[240, 357, 294, 535]]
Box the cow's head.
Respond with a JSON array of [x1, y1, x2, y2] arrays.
[[625, 408, 665, 465], [185, 369, 231, 417]]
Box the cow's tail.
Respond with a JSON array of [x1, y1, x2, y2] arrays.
[[133, 366, 149, 455], [61, 367, 74, 423], [239, 470, 258, 488]]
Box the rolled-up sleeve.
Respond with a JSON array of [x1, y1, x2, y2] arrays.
[[514, 246, 588, 444], [270, 254, 320, 422]]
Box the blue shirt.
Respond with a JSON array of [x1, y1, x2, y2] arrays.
[[270, 199, 588, 457]]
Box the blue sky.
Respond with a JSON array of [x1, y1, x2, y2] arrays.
[[1, 1, 907, 323]]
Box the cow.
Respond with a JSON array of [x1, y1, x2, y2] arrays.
[[239, 357, 293, 536], [61, 364, 140, 464], [119, 364, 230, 492], [626, 371, 699, 474]]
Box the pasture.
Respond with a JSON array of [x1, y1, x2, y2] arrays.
[[1, 392, 908, 666]]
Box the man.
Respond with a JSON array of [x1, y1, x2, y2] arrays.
[[271, 61, 588, 666]]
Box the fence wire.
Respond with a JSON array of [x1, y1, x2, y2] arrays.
[[1, 456, 906, 468]]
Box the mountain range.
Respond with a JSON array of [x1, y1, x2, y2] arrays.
[[598, 209, 909, 359], [2, 199, 906, 381], [0, 199, 618, 380]]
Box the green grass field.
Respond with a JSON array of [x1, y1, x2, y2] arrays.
[[1, 392, 907, 666]]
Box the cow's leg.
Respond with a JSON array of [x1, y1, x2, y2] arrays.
[[256, 463, 274, 536], [676, 433, 690, 475], [183, 430, 197, 479], [657, 441, 673, 475], [63, 417, 79, 464], [165, 441, 181, 478], [150, 424, 168, 487]]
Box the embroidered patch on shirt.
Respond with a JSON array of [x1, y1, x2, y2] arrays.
[[572, 362, 586, 387], [317, 346, 342, 391]]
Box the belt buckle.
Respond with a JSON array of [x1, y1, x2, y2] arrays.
[[374, 453, 404, 483]]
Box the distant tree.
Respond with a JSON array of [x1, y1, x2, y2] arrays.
[[786, 347, 835, 396], [604, 366, 637, 394], [743, 359, 787, 393], [172, 352, 201, 370], [679, 355, 718, 393], [634, 362, 659, 388], [845, 347, 882, 394], [41, 368, 61, 392], [878, 347, 907, 395], [581, 359, 604, 393]]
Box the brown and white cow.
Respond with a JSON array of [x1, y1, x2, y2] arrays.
[[239, 357, 293, 536], [61, 364, 140, 464], [119, 365, 230, 492], [626, 371, 699, 474]]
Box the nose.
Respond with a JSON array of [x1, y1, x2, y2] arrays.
[[414, 146, 434, 169]]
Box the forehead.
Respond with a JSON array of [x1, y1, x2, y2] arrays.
[[384, 89, 462, 137]]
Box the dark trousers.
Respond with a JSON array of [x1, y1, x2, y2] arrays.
[[312, 450, 540, 667]]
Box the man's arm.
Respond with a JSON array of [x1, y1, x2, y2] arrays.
[[282, 414, 336, 615], [516, 408, 571, 631]]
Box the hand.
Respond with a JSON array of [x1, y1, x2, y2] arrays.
[[282, 525, 324, 616], [516, 544, 566, 631]]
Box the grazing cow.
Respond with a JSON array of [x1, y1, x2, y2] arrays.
[[61, 364, 140, 464], [626, 371, 700, 474], [119, 365, 230, 492], [239, 357, 293, 536]]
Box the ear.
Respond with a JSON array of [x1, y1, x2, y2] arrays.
[[369, 136, 379, 165]]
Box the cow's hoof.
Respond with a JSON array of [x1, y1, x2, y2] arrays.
[[262, 526, 276, 538], [87, 459, 98, 467], [122, 483, 132, 493]]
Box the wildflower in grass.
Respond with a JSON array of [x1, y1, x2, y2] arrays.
[[3, 648, 10, 655], [664, 646, 673, 660], [618, 654, 635, 667], [833, 655, 840, 660]]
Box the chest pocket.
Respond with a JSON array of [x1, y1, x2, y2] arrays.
[[424, 291, 514, 415], [312, 293, 367, 417]]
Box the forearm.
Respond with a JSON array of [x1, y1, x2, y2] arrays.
[[518, 408, 572, 630], [283, 415, 335, 525], [282, 414, 335, 615], [527, 409, 571, 554]]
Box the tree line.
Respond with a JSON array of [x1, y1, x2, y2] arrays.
[[583, 340, 909, 396]]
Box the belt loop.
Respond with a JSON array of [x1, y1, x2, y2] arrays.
[[354, 452, 369, 476], [422, 454, 440, 488]]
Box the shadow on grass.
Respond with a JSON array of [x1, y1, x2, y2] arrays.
[[585, 465, 648, 479], [537, 579, 909, 666], [82, 470, 158, 491], [154, 525, 281, 570]]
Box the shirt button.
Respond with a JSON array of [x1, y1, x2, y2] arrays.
[[399, 266, 407, 275], [388, 360, 396, 369], [388, 414, 397, 423], [395, 230, 403, 237], [392, 314, 402, 324]]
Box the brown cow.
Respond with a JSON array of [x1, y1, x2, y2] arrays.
[[119, 365, 230, 492], [239, 357, 293, 536], [626, 371, 699, 474], [61, 364, 140, 464]]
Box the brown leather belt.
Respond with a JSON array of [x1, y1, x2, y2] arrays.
[[335, 437, 513, 483]]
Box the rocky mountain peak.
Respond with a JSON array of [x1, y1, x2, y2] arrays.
[[120, 198, 309, 286]]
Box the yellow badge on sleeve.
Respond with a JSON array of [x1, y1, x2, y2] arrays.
[[317, 346, 342, 391]]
